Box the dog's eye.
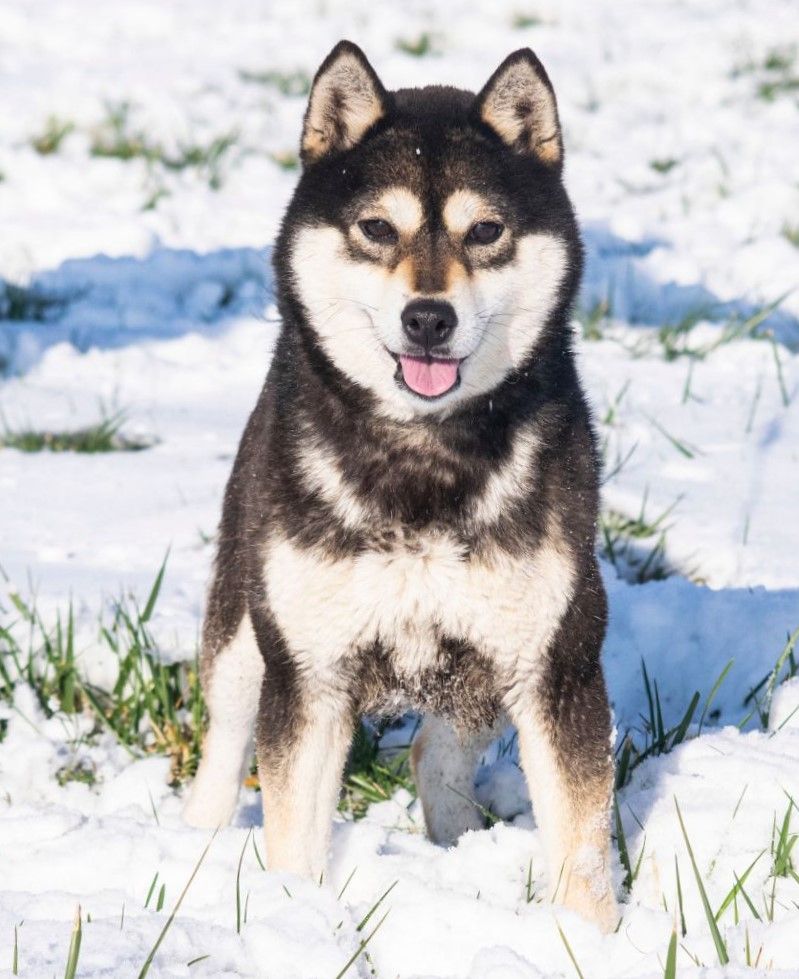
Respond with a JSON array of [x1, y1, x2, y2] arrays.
[[467, 221, 504, 245], [359, 219, 399, 244]]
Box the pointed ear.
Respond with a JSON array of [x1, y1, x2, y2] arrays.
[[301, 41, 388, 165], [475, 49, 563, 167]]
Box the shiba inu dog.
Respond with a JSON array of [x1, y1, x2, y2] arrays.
[[184, 40, 617, 930]]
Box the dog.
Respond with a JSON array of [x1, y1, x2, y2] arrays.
[[184, 40, 617, 931]]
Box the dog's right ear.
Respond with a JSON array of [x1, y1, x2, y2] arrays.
[[301, 41, 388, 165]]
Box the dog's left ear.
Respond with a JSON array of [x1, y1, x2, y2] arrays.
[[475, 49, 562, 167], [301, 40, 388, 165]]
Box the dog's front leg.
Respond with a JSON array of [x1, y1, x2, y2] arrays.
[[507, 576, 618, 931], [256, 676, 354, 881]]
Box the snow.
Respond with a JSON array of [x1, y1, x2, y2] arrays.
[[2, 0, 799, 976]]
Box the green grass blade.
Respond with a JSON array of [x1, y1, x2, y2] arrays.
[[674, 798, 729, 964], [555, 920, 585, 979], [714, 849, 766, 921], [337, 867, 358, 901], [356, 880, 398, 933], [671, 691, 700, 747], [137, 832, 216, 979], [698, 659, 734, 734], [333, 911, 389, 979], [144, 872, 158, 909], [141, 551, 169, 624], [614, 793, 632, 892], [733, 872, 761, 921], [663, 930, 677, 979], [236, 828, 253, 933], [63, 906, 82, 979]]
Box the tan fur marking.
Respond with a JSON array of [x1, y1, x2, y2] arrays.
[[445, 258, 468, 291], [471, 426, 540, 526], [260, 700, 353, 878], [443, 189, 493, 237], [296, 432, 370, 530], [393, 256, 416, 291], [373, 187, 424, 236], [511, 707, 617, 931]]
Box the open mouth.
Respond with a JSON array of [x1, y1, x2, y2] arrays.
[[394, 354, 462, 399]]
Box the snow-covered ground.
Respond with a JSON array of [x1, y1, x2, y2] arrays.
[[1, 0, 798, 976]]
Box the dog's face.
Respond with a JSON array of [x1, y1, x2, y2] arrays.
[[279, 42, 580, 420]]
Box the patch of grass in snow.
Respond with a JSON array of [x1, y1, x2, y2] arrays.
[[593, 294, 790, 363], [756, 46, 799, 102], [0, 412, 153, 453], [512, 12, 546, 29], [0, 558, 206, 785], [575, 297, 612, 341], [742, 625, 799, 730], [396, 33, 438, 57], [90, 102, 237, 190], [339, 721, 417, 820], [0, 281, 70, 322], [649, 157, 679, 175], [615, 659, 718, 790], [781, 223, 799, 248], [238, 67, 311, 96], [599, 491, 682, 584], [56, 758, 98, 788], [770, 796, 799, 885], [30, 115, 75, 155], [268, 149, 300, 171]]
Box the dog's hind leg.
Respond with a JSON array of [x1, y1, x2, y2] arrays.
[[183, 612, 264, 829], [411, 715, 500, 846]]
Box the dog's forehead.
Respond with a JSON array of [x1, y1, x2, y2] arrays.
[[353, 125, 502, 212]]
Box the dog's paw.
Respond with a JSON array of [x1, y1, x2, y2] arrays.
[[552, 846, 619, 932], [182, 777, 238, 829], [560, 884, 619, 933]]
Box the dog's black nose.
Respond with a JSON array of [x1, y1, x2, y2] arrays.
[[401, 299, 457, 351]]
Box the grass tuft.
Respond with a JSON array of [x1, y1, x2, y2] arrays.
[[1, 412, 152, 453], [339, 722, 416, 819], [742, 625, 799, 729], [650, 158, 679, 174], [615, 659, 705, 789], [1, 555, 206, 784], [600, 490, 680, 584], [90, 102, 237, 189], [238, 68, 311, 96], [512, 12, 545, 28], [31, 116, 75, 155], [396, 33, 436, 57]]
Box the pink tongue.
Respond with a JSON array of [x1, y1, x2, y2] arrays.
[[399, 356, 459, 397]]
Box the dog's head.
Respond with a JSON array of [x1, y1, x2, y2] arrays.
[[277, 41, 581, 420]]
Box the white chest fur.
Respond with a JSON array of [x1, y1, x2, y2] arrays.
[[264, 528, 574, 686]]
